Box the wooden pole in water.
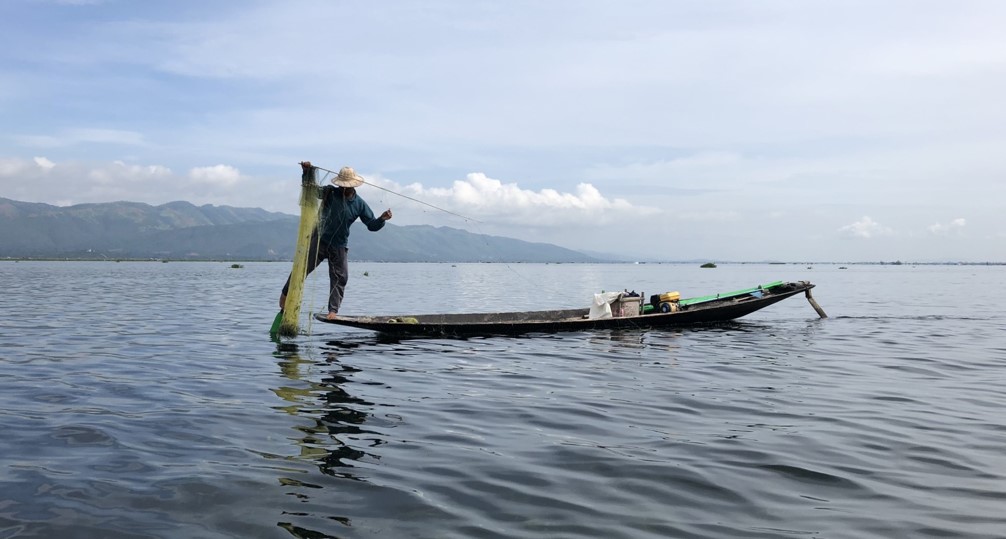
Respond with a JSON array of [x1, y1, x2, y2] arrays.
[[278, 166, 321, 337], [805, 289, 828, 318]]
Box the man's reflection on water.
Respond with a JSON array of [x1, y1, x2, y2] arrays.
[[272, 341, 384, 478]]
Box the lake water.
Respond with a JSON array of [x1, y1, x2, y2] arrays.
[[2, 261, 1005, 538]]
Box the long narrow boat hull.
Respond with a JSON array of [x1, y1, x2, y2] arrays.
[[314, 281, 816, 338]]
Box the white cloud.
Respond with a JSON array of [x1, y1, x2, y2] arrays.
[[0, 158, 261, 208], [17, 135, 64, 149], [189, 164, 241, 187], [34, 157, 56, 169], [586, 152, 744, 183], [0, 158, 32, 177], [583, 152, 748, 193], [866, 36, 1006, 78], [838, 216, 894, 239], [69, 128, 146, 146], [674, 210, 742, 223], [88, 161, 172, 186], [17, 128, 146, 148], [928, 218, 966, 235], [369, 172, 657, 227]]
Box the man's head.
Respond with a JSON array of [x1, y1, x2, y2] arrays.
[[342, 187, 356, 200]]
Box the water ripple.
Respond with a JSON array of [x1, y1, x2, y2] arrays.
[[4, 262, 1006, 538]]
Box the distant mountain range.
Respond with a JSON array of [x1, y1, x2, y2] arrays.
[[0, 197, 601, 262]]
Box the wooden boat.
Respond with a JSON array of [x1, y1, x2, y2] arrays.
[[314, 280, 823, 338]]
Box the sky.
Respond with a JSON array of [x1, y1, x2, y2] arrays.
[[1, 0, 1004, 262]]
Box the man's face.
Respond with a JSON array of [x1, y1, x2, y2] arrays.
[[343, 187, 356, 199]]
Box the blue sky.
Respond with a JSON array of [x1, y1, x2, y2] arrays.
[[2, 0, 1004, 262]]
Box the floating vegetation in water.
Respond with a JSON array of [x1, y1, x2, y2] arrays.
[[230, 264, 243, 269], [701, 262, 717, 268], [363, 271, 369, 276]]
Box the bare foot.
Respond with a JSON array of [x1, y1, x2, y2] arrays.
[[279, 293, 287, 310], [326, 312, 338, 320]]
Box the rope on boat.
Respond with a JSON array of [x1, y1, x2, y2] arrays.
[[309, 164, 482, 224], [303, 163, 650, 320], [309, 163, 559, 299]]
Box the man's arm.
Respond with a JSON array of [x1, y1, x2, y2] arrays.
[[358, 202, 391, 231]]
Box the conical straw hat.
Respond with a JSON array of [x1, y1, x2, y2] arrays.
[[331, 166, 364, 188]]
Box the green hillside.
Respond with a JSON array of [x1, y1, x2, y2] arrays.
[[0, 197, 599, 263]]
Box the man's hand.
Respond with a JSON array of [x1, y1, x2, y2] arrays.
[[380, 209, 393, 221], [299, 161, 313, 170]]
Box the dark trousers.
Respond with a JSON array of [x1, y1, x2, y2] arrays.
[[281, 233, 350, 314]]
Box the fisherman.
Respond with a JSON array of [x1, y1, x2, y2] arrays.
[[279, 161, 392, 320]]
